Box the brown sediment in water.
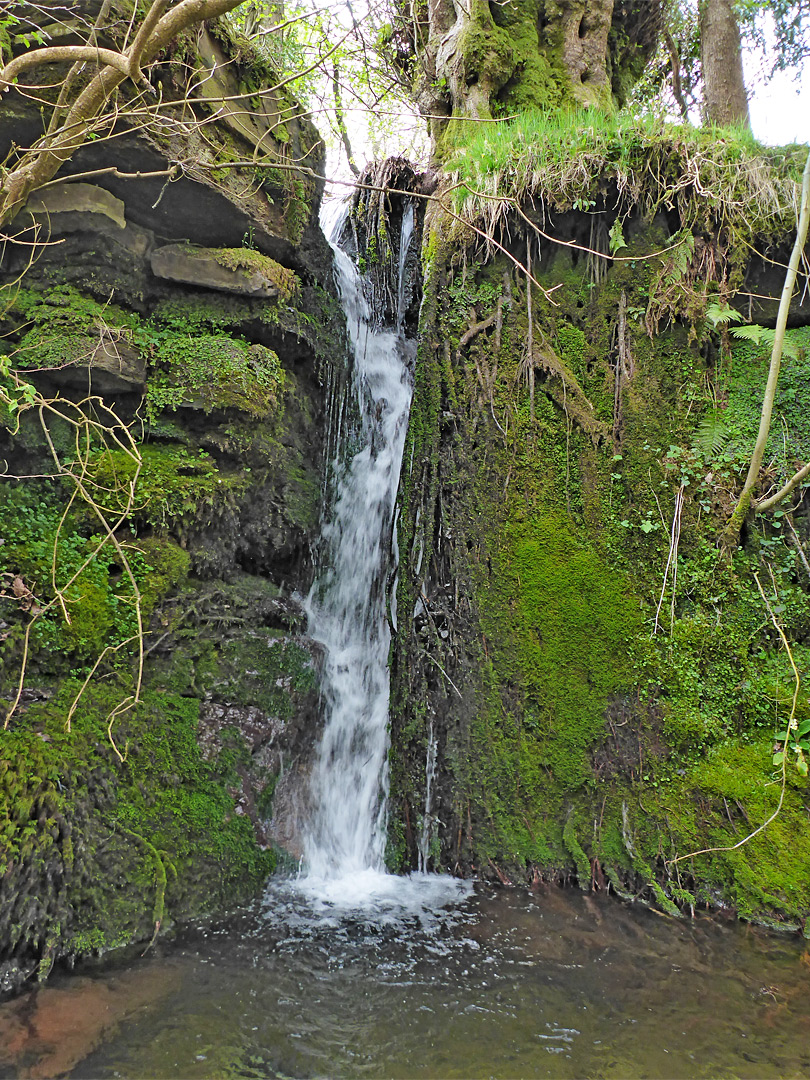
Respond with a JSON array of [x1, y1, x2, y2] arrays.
[[0, 961, 185, 1079]]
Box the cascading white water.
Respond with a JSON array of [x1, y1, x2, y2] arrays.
[[300, 200, 414, 890], [291, 198, 469, 914], [417, 718, 438, 873]]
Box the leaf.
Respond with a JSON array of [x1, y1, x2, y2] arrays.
[[730, 323, 800, 360], [609, 219, 627, 254], [773, 752, 785, 765], [693, 412, 729, 457], [705, 301, 744, 328]]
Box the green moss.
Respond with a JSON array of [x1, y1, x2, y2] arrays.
[[0, 683, 273, 973], [213, 249, 299, 301], [145, 330, 285, 420], [638, 738, 810, 920], [11, 285, 140, 371], [562, 815, 591, 890], [133, 537, 191, 621], [0, 481, 141, 668]]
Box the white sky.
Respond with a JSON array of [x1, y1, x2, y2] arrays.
[[744, 16, 810, 146], [747, 65, 810, 146]]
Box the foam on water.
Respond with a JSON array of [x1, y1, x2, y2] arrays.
[[293, 868, 471, 920]]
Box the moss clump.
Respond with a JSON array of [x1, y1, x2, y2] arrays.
[[145, 331, 285, 420], [477, 512, 641, 790], [214, 249, 299, 300], [89, 444, 248, 535], [10, 285, 140, 371], [631, 737, 810, 922], [563, 815, 592, 890]]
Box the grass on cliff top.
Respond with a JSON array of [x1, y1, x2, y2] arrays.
[[445, 109, 806, 244]]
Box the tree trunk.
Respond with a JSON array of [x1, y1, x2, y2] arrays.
[[700, 0, 750, 127], [724, 147, 810, 545], [402, 0, 662, 158]]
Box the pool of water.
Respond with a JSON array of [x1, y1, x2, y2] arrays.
[[2, 881, 809, 1079]]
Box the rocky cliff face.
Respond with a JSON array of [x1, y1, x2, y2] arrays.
[[0, 16, 339, 992]]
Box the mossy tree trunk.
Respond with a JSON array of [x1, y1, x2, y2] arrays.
[[699, 0, 750, 127], [399, 0, 662, 156]]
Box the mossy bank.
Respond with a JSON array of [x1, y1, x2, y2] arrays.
[[389, 116, 810, 930]]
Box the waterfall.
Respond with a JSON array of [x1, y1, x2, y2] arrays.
[[300, 199, 415, 888], [417, 718, 438, 873]]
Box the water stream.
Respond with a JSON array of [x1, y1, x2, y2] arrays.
[[293, 200, 464, 914]]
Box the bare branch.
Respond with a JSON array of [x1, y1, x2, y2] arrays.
[[755, 461, 810, 513], [0, 46, 132, 87]]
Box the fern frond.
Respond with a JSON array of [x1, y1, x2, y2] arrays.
[[705, 301, 744, 328], [730, 324, 800, 360], [693, 412, 730, 457]]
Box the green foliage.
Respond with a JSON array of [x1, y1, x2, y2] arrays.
[[90, 444, 248, 533], [11, 286, 140, 371], [701, 325, 810, 483], [730, 322, 801, 360], [705, 300, 745, 328], [0, 683, 274, 964], [0, 482, 135, 663], [0, 351, 37, 421], [693, 413, 730, 457], [608, 218, 628, 254], [773, 720, 810, 776]]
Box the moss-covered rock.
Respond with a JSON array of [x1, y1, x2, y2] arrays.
[[0, 9, 341, 982], [390, 141, 810, 929]]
